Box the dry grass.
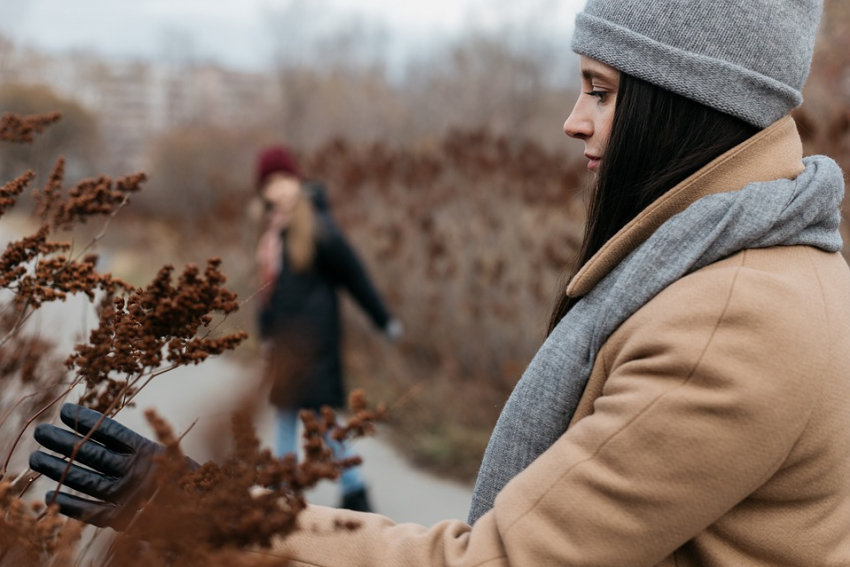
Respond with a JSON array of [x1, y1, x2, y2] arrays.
[[302, 134, 587, 478], [105, 129, 590, 479]]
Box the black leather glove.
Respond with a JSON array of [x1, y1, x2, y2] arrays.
[[29, 403, 196, 530]]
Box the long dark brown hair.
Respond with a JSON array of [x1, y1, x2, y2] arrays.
[[547, 72, 759, 334]]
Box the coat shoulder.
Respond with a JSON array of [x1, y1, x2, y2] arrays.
[[633, 246, 838, 347], [603, 245, 848, 403]]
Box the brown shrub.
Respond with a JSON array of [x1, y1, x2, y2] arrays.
[[1, 112, 348, 565]]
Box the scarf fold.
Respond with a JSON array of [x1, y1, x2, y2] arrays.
[[468, 156, 845, 524], [257, 227, 283, 304]]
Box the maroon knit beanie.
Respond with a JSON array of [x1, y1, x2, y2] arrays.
[[255, 145, 302, 191]]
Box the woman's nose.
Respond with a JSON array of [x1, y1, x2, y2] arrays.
[[563, 100, 592, 140]]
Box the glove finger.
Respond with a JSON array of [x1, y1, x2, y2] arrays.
[[46, 490, 130, 530], [30, 451, 120, 502], [59, 403, 152, 454], [34, 424, 129, 477]]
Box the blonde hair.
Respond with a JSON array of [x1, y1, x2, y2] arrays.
[[285, 189, 317, 273]]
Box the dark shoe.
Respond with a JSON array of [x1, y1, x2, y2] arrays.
[[340, 488, 372, 513]]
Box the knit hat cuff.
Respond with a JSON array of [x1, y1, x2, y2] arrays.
[[571, 13, 803, 128]]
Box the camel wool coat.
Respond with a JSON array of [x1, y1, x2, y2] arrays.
[[263, 116, 850, 566]]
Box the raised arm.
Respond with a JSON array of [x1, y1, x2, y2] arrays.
[[314, 215, 393, 331]]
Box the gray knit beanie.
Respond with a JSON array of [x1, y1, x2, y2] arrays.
[[571, 0, 824, 128]]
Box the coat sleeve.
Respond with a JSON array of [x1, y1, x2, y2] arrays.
[[315, 215, 392, 330], [261, 260, 828, 566]]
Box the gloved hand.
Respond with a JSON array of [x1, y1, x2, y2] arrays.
[[384, 318, 404, 342], [29, 403, 197, 530]]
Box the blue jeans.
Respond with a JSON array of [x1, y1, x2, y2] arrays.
[[273, 407, 366, 496]]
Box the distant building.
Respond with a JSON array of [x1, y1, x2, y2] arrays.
[[1, 48, 278, 172]]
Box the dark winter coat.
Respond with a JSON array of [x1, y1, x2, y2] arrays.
[[259, 184, 391, 410]]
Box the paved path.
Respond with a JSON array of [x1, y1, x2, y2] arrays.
[[3, 218, 474, 527], [115, 357, 475, 527]]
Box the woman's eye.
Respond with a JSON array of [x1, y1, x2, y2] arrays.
[[585, 90, 608, 102]]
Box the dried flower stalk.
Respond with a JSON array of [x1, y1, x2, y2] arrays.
[[0, 110, 380, 566], [0, 112, 61, 144]]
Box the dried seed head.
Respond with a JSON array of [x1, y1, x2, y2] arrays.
[[0, 111, 61, 144]]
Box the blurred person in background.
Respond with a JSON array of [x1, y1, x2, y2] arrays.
[[253, 145, 402, 513], [31, 0, 850, 564]]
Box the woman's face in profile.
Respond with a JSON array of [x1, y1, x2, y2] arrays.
[[563, 56, 620, 172], [262, 173, 302, 229]]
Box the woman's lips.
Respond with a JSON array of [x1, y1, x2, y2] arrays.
[[585, 153, 602, 171]]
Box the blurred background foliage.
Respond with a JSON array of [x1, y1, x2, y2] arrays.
[[0, 0, 848, 479]]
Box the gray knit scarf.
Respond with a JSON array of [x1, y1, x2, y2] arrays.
[[468, 156, 845, 524]]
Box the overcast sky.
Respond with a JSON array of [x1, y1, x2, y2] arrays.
[[0, 0, 587, 71]]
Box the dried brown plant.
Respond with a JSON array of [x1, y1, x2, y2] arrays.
[[0, 171, 36, 217], [135, 123, 588, 479], [1, 112, 348, 565], [285, 133, 587, 478], [0, 481, 70, 567], [0, 112, 61, 144], [67, 259, 247, 415], [96, 391, 383, 567]]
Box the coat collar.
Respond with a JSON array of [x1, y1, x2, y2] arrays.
[[566, 116, 805, 298]]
